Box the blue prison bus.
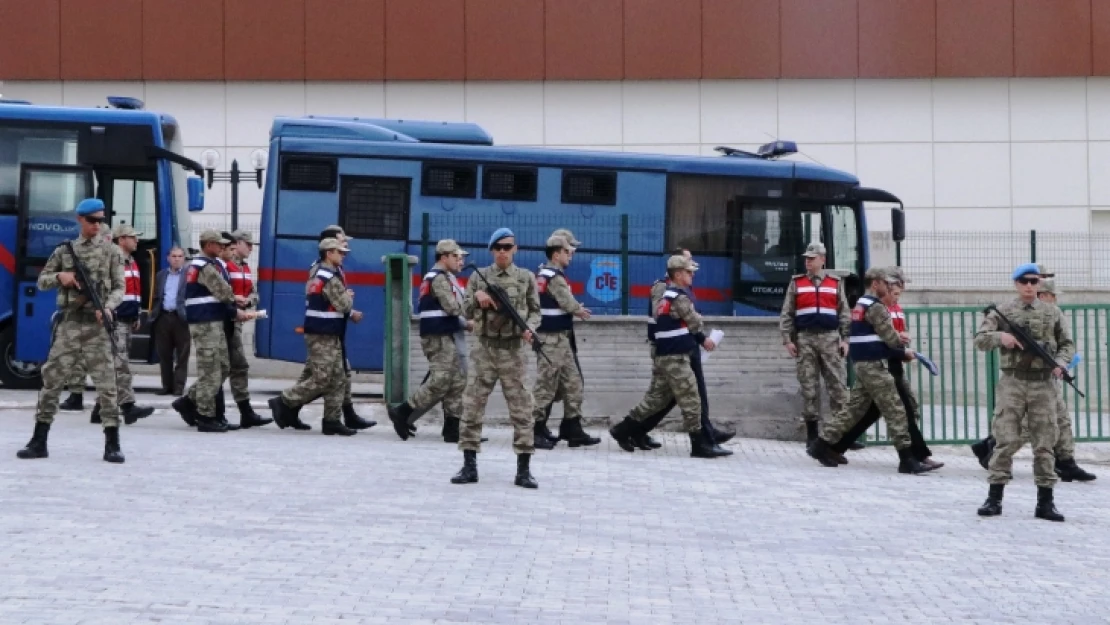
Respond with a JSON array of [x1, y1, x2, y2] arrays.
[[0, 97, 207, 387], [255, 117, 904, 373]]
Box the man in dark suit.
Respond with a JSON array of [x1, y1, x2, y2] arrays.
[[151, 246, 190, 395]]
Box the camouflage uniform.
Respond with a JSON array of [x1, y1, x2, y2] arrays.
[[296, 259, 355, 405], [408, 268, 468, 416], [530, 261, 585, 426], [34, 233, 125, 427], [228, 256, 258, 403], [185, 258, 237, 418], [281, 260, 353, 421], [459, 263, 541, 454], [779, 271, 851, 426], [629, 288, 704, 434], [976, 298, 1074, 488]]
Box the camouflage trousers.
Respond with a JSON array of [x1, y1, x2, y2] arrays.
[[228, 322, 251, 403], [1052, 381, 1076, 460], [294, 348, 353, 405], [36, 312, 120, 428], [186, 321, 230, 418], [629, 353, 702, 433], [283, 334, 345, 421], [822, 360, 910, 450], [459, 339, 534, 454], [530, 332, 583, 424], [408, 333, 467, 418], [795, 330, 848, 424], [989, 374, 1059, 488], [64, 320, 136, 405]]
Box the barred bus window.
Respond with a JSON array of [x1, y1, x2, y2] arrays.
[[482, 167, 537, 202], [339, 176, 411, 241], [562, 170, 617, 205], [280, 157, 337, 192], [422, 163, 477, 198]]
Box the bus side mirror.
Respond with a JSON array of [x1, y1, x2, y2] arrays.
[[187, 177, 205, 212], [891, 208, 905, 242]]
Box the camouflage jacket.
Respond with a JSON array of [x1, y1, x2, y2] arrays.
[[40, 233, 125, 313], [975, 297, 1074, 371], [464, 263, 541, 339]]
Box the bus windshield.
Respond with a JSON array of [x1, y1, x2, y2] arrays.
[[163, 123, 192, 248]]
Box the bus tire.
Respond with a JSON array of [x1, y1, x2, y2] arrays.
[[0, 325, 43, 390]]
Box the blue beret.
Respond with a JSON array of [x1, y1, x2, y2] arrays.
[[488, 227, 515, 249], [1012, 262, 1040, 281], [75, 198, 105, 216]]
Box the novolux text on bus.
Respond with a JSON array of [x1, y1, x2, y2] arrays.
[[0, 97, 207, 388], [255, 117, 905, 374]]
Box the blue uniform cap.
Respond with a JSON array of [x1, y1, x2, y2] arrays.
[[1012, 262, 1040, 281], [75, 198, 105, 216], [488, 227, 515, 249]]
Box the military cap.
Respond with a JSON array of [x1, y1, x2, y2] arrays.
[[230, 230, 255, 244], [1038, 277, 1059, 295], [546, 235, 575, 251], [319, 237, 350, 252], [488, 227, 515, 249], [1012, 262, 1040, 281], [435, 239, 469, 256], [667, 255, 698, 272], [885, 266, 910, 285], [1035, 263, 1056, 278], [112, 224, 142, 239], [802, 242, 826, 258], [199, 229, 231, 244], [551, 228, 582, 247], [76, 198, 105, 216], [863, 266, 888, 282]]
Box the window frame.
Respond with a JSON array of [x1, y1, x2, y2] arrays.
[[421, 162, 478, 199], [280, 156, 338, 193], [338, 174, 412, 241], [481, 165, 538, 202]]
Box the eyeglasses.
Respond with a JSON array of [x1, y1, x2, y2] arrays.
[[83, 216, 106, 224], [1017, 277, 1040, 285], [491, 243, 514, 252]]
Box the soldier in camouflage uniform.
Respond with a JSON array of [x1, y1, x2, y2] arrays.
[[223, 230, 272, 429], [779, 242, 852, 447], [530, 235, 598, 449], [387, 239, 472, 442], [58, 221, 113, 412], [450, 228, 541, 489], [269, 238, 364, 435], [609, 256, 730, 459], [17, 198, 127, 464], [172, 230, 250, 432], [809, 267, 929, 475], [975, 263, 1073, 522]]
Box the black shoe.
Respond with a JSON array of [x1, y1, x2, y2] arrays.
[[1055, 457, 1097, 482], [59, 393, 84, 411], [690, 429, 731, 459], [806, 438, 839, 468], [342, 403, 375, 430], [977, 484, 1004, 517], [268, 396, 292, 429], [322, 419, 358, 436], [219, 418, 241, 431], [632, 430, 662, 451], [172, 396, 200, 427], [848, 441, 866, 451], [709, 424, 736, 445], [442, 415, 460, 443], [387, 402, 414, 440], [237, 399, 273, 428], [805, 420, 819, 446], [514, 453, 538, 489], [533, 424, 556, 450], [196, 415, 229, 433], [559, 417, 601, 448], [898, 447, 932, 475], [536, 420, 559, 444], [16, 422, 50, 459], [608, 417, 640, 453], [102, 426, 125, 463], [90, 402, 101, 424], [970, 437, 994, 470], [1034, 486, 1065, 522], [451, 450, 479, 484], [122, 402, 154, 425]]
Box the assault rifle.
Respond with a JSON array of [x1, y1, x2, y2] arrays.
[[465, 263, 550, 364], [64, 241, 118, 359], [983, 304, 1084, 398]]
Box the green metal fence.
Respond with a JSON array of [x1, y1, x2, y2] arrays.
[[860, 304, 1110, 445]]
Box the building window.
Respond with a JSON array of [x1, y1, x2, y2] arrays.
[[561, 169, 617, 205], [340, 176, 411, 240], [422, 163, 477, 198], [482, 166, 537, 202]]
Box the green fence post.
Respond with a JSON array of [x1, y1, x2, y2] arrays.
[[420, 213, 431, 274], [383, 253, 414, 407], [620, 214, 629, 315], [1030, 229, 1036, 262]]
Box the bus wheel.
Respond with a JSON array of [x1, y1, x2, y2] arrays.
[[0, 326, 43, 389]]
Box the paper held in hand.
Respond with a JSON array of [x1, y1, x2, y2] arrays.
[[700, 329, 725, 362]]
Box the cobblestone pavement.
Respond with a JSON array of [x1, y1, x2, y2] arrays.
[[2, 395, 1110, 625]]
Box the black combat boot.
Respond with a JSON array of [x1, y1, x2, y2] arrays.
[[690, 429, 731, 459], [559, 417, 601, 447], [451, 450, 479, 484], [805, 420, 819, 446], [514, 453, 538, 489], [195, 414, 229, 433], [806, 437, 839, 468], [90, 402, 101, 424], [172, 395, 200, 427], [342, 403, 376, 430], [1035, 486, 1065, 522], [214, 390, 239, 431], [102, 426, 125, 463], [608, 417, 641, 453], [59, 393, 83, 411], [16, 422, 50, 459], [121, 402, 154, 425], [238, 399, 273, 429], [322, 419, 358, 436], [386, 402, 414, 440], [848, 439, 866, 451], [970, 436, 994, 470], [533, 423, 556, 450], [442, 415, 460, 443], [977, 484, 1004, 516], [631, 428, 661, 451], [538, 408, 560, 444], [898, 447, 931, 474], [287, 403, 312, 430], [1055, 457, 1097, 482], [708, 422, 736, 444]]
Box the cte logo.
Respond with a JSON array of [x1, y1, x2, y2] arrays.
[[586, 256, 621, 303]]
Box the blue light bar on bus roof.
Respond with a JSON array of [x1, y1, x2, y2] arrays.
[[107, 96, 145, 110], [757, 141, 798, 159]]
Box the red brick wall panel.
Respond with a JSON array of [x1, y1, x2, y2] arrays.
[[306, 0, 385, 80], [143, 0, 224, 80], [0, 0, 61, 79], [624, 0, 701, 79], [780, 0, 858, 78], [466, 0, 544, 80], [1096, 0, 1110, 76], [702, 0, 781, 79], [858, 0, 935, 78], [545, 0, 623, 80], [60, 0, 143, 79], [225, 0, 304, 80], [385, 0, 465, 80], [936, 0, 1013, 77], [1014, 0, 1091, 77]]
